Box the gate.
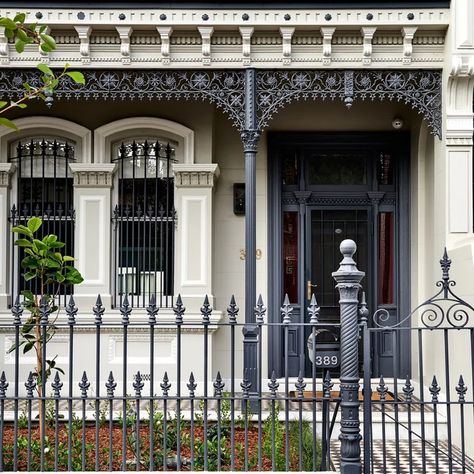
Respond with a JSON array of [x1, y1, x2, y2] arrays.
[[360, 249, 474, 473]]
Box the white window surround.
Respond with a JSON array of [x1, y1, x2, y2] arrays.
[[93, 117, 195, 165], [0, 116, 92, 164]]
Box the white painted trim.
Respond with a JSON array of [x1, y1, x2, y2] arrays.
[[0, 116, 92, 164], [93, 117, 195, 164]]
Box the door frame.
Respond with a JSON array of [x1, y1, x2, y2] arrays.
[[267, 131, 411, 378]]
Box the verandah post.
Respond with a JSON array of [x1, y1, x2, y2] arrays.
[[241, 67, 261, 399], [332, 239, 365, 474]]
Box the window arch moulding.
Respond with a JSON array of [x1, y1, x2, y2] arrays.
[[93, 117, 195, 165], [0, 116, 92, 165]]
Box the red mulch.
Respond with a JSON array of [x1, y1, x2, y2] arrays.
[[1, 422, 300, 471]]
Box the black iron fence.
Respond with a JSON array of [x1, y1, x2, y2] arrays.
[[0, 294, 339, 472], [0, 242, 473, 473]]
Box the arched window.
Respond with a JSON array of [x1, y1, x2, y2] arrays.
[[9, 136, 75, 304], [112, 138, 176, 308]]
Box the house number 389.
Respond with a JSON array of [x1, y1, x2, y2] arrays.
[[240, 249, 263, 260]]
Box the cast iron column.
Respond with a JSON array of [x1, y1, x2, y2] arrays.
[[241, 68, 261, 397], [332, 239, 365, 474]]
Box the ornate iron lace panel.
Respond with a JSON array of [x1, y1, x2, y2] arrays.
[[0, 69, 442, 137], [257, 70, 442, 138]]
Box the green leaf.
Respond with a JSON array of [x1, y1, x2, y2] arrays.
[[40, 43, 52, 53], [20, 290, 34, 301], [0, 117, 18, 130], [39, 25, 47, 34], [55, 272, 65, 283], [13, 13, 26, 23], [12, 102, 27, 109], [4, 28, 14, 39], [48, 241, 65, 248], [16, 28, 28, 42], [63, 256, 76, 262], [40, 33, 56, 50], [11, 225, 33, 237], [14, 238, 32, 247], [36, 63, 54, 76], [23, 341, 35, 354], [0, 101, 8, 109], [23, 271, 36, 281], [0, 17, 17, 29], [15, 39, 25, 53], [65, 71, 85, 85], [27, 217, 42, 233]]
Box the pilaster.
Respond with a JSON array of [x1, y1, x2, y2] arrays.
[[0, 163, 14, 309], [69, 163, 117, 309], [173, 163, 220, 312]]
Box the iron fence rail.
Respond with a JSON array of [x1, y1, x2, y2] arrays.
[[0, 294, 339, 472]]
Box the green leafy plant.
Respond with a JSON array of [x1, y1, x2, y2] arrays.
[[0, 14, 86, 129], [10, 216, 83, 436]]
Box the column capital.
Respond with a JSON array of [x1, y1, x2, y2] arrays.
[[173, 163, 220, 188], [69, 163, 117, 187], [0, 163, 15, 188], [240, 129, 261, 153]]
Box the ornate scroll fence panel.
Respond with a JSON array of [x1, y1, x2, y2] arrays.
[[0, 69, 442, 138], [362, 250, 474, 474]]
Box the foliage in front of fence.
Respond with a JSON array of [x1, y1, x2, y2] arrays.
[[0, 14, 86, 130], [9, 217, 84, 389], [2, 397, 321, 471]]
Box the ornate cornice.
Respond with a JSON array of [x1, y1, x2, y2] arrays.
[[69, 163, 117, 187], [173, 163, 220, 187]]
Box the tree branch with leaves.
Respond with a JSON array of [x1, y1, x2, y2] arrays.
[[0, 13, 85, 129]]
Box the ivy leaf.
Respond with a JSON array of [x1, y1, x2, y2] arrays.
[[36, 63, 54, 76], [65, 71, 85, 85], [0, 117, 18, 130]]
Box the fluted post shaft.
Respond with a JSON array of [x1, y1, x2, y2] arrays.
[[332, 239, 365, 474]]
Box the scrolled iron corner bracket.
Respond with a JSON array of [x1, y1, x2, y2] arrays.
[[373, 247, 474, 329], [0, 69, 247, 131], [256, 69, 442, 139]]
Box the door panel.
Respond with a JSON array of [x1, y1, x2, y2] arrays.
[[308, 208, 370, 321]]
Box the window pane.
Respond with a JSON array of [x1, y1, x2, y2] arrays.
[[378, 212, 395, 305], [307, 152, 367, 185], [283, 211, 298, 303]]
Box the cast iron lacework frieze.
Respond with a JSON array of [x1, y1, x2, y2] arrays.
[[256, 70, 442, 138], [0, 69, 442, 138], [0, 69, 247, 130]]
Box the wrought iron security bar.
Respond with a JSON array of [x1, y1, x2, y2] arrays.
[[8, 139, 75, 308], [112, 140, 176, 310], [0, 294, 340, 472]]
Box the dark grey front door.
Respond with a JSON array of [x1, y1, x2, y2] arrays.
[[268, 132, 410, 379]]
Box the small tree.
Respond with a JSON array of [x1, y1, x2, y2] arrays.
[[10, 217, 83, 433]]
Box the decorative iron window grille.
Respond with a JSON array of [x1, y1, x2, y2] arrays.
[[112, 139, 176, 309], [9, 138, 76, 307]]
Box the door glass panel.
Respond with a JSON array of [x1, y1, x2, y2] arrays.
[[378, 153, 394, 185], [378, 212, 395, 304], [283, 211, 299, 303], [307, 153, 367, 185], [281, 152, 299, 186], [311, 209, 369, 318]]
